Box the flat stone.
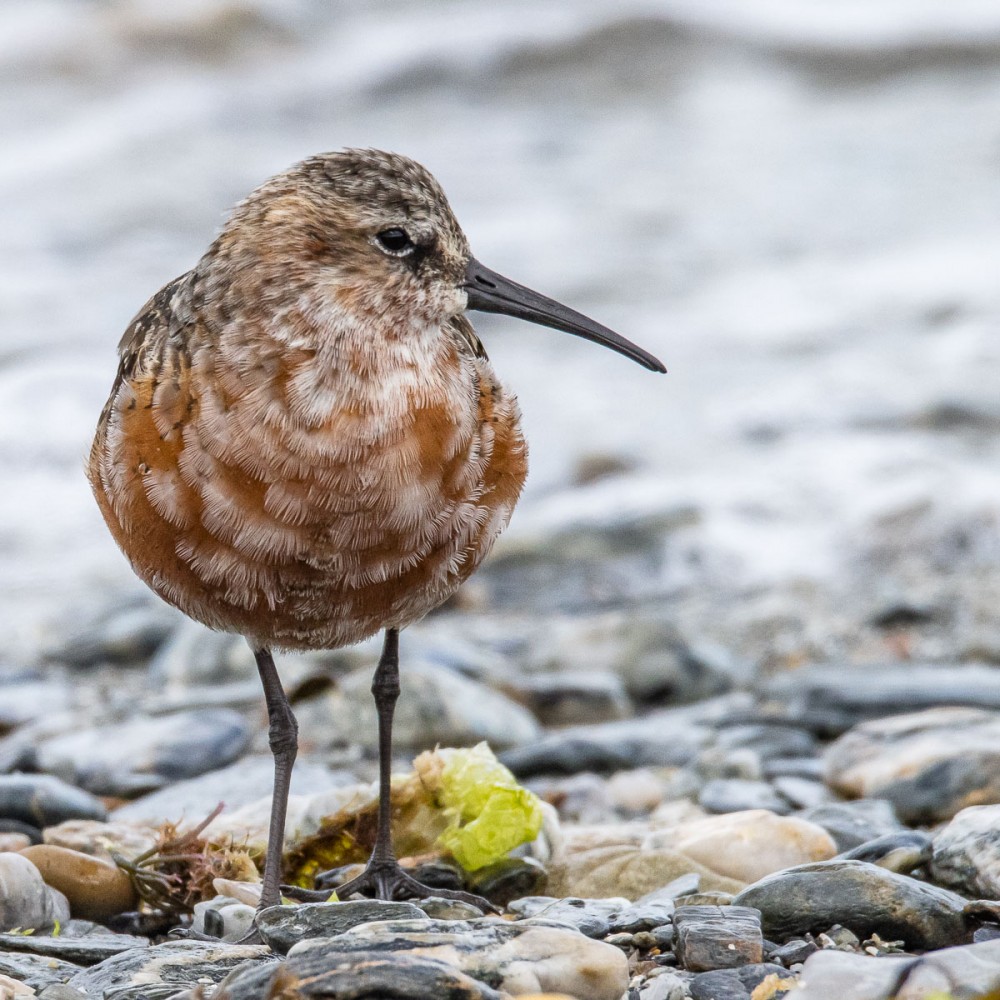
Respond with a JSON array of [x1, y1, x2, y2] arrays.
[[824, 706, 1000, 823], [837, 830, 932, 873], [0, 951, 83, 991], [215, 948, 505, 1000], [67, 941, 271, 996], [0, 776, 107, 827], [35, 710, 253, 797], [508, 896, 627, 938], [734, 859, 969, 950], [288, 917, 629, 1000], [698, 779, 791, 815], [608, 899, 675, 933], [20, 845, 137, 922], [0, 931, 148, 966], [674, 905, 763, 972], [931, 804, 1000, 899], [256, 900, 428, 954]]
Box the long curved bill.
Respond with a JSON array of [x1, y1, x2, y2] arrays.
[[464, 258, 666, 374]]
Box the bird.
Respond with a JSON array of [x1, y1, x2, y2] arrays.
[[88, 148, 665, 917]]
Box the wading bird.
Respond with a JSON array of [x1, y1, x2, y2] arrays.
[[89, 149, 665, 915]]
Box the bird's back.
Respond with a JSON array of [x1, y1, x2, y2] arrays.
[[88, 270, 527, 651]]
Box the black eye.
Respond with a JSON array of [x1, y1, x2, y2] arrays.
[[375, 227, 414, 256]]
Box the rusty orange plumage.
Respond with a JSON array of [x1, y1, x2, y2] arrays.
[[88, 148, 664, 918]]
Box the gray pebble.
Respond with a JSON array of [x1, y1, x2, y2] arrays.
[[689, 963, 788, 1000], [0, 774, 107, 826], [837, 830, 932, 873], [674, 905, 764, 972], [609, 900, 675, 933], [0, 930, 149, 966], [699, 778, 791, 815], [797, 799, 902, 852], [931, 804, 1000, 899], [508, 896, 624, 938]]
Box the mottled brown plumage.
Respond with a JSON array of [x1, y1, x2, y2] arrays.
[[88, 148, 664, 919]]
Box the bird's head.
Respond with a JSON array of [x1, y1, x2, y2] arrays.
[[214, 148, 665, 373]]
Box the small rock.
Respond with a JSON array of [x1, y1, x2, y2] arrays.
[[769, 938, 818, 967], [44, 601, 179, 668], [257, 900, 428, 954], [467, 856, 548, 906], [41, 820, 158, 865], [289, 917, 629, 1000], [640, 971, 688, 1000], [770, 776, 831, 810], [689, 964, 788, 1000], [837, 830, 932, 873], [508, 896, 625, 938], [824, 706, 1000, 823], [644, 809, 837, 884], [609, 900, 675, 933], [35, 710, 253, 797], [0, 776, 107, 827], [674, 905, 763, 972], [699, 780, 791, 816], [67, 941, 270, 995], [0, 853, 70, 931], [606, 931, 634, 949], [192, 896, 257, 942], [0, 834, 31, 852], [931, 804, 1000, 899], [506, 671, 631, 726], [797, 799, 902, 852], [734, 859, 969, 950], [0, 973, 34, 997], [19, 845, 136, 922], [677, 892, 737, 907]]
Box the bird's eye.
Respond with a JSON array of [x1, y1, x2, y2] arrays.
[[374, 228, 415, 256]]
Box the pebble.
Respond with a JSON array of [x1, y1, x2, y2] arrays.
[[306, 660, 542, 751], [288, 917, 629, 1000], [640, 972, 688, 1000], [44, 601, 179, 668], [768, 937, 818, 967], [931, 804, 1000, 899], [256, 900, 428, 954], [674, 905, 764, 972], [508, 896, 627, 938], [215, 946, 505, 1000], [416, 897, 485, 921], [40, 820, 158, 865], [0, 973, 34, 997], [688, 963, 789, 1000], [500, 698, 733, 776], [837, 830, 933, 873], [643, 809, 837, 884], [770, 776, 831, 810], [824, 706, 1000, 823], [505, 671, 631, 726], [794, 938, 1000, 999], [0, 834, 31, 852], [797, 799, 902, 852], [467, 856, 548, 906], [734, 859, 970, 950], [34, 709, 253, 797], [0, 775, 107, 828], [191, 896, 257, 943], [698, 779, 792, 815], [66, 941, 270, 996], [19, 845, 137, 922], [608, 899, 676, 933], [0, 680, 72, 731], [0, 853, 70, 932]]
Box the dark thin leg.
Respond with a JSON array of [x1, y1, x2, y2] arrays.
[[284, 629, 497, 912], [254, 647, 298, 912]]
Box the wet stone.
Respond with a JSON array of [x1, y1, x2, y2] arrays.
[[698, 779, 791, 815], [256, 900, 428, 954], [0, 680, 72, 731], [689, 963, 789, 1000], [0, 775, 107, 827], [734, 859, 969, 950], [35, 709, 253, 796], [797, 799, 902, 852], [673, 905, 764, 972]]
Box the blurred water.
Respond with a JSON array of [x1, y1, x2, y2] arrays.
[[1, 0, 999, 658]]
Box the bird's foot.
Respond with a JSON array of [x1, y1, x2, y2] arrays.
[[281, 860, 499, 914]]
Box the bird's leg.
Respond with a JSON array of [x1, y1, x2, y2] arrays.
[[285, 628, 498, 912], [254, 646, 298, 913]]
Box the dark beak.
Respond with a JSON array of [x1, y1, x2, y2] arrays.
[[463, 258, 666, 374]]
